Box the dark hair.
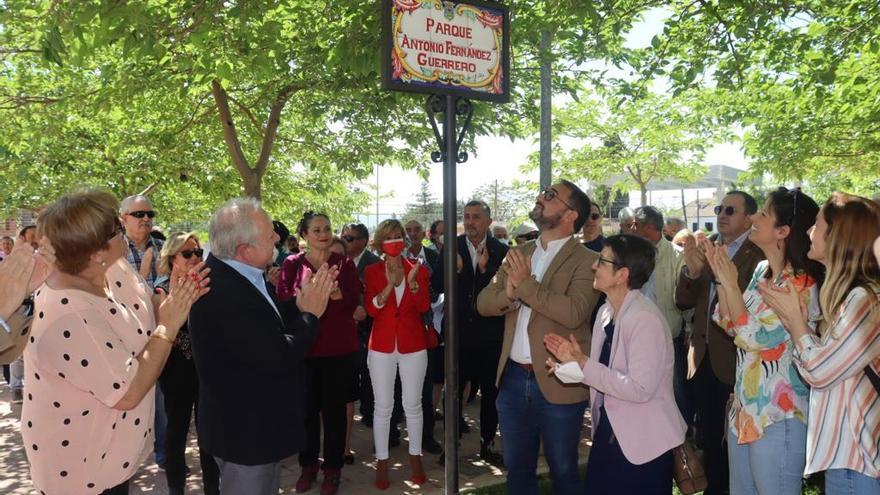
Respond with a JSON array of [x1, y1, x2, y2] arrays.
[[726, 190, 758, 215], [634, 206, 664, 233], [344, 223, 369, 240], [765, 187, 824, 286], [149, 229, 166, 241], [464, 200, 491, 218], [273, 220, 290, 245], [604, 234, 656, 290], [19, 225, 36, 238], [429, 220, 444, 235], [297, 211, 330, 237], [560, 180, 592, 232]]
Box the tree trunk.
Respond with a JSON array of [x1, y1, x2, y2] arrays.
[[539, 29, 553, 190], [640, 184, 648, 206], [211, 79, 298, 201]]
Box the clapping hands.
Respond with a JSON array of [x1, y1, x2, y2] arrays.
[[296, 263, 339, 318]]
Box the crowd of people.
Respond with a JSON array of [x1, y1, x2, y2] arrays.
[[0, 182, 878, 495]]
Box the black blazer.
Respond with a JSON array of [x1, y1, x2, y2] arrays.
[[432, 234, 508, 349], [188, 254, 320, 465], [355, 249, 381, 280]]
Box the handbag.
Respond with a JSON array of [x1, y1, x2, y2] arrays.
[[424, 324, 439, 350], [673, 441, 708, 495]]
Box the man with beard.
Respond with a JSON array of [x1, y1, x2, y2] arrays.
[[432, 200, 507, 465], [478, 181, 600, 495]]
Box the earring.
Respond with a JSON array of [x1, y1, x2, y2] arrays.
[[100, 260, 107, 267]]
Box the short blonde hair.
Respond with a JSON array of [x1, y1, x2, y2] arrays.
[[38, 190, 120, 274], [373, 219, 405, 255], [157, 232, 200, 276]]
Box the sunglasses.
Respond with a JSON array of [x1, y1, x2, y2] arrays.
[[589, 213, 601, 221], [714, 205, 738, 216], [179, 248, 204, 259], [597, 255, 623, 267], [541, 188, 576, 211], [342, 235, 362, 243], [127, 210, 156, 219]]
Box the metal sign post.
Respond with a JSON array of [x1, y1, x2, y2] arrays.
[[427, 93, 473, 494]]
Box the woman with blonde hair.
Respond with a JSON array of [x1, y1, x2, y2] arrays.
[[21, 190, 207, 495], [761, 192, 880, 494], [364, 219, 430, 489], [154, 232, 219, 495]]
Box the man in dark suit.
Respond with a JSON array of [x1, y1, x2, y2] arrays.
[[341, 223, 382, 426], [189, 198, 336, 495], [675, 190, 764, 495], [432, 200, 508, 466]]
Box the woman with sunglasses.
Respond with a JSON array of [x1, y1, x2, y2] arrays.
[[758, 193, 880, 494], [704, 187, 823, 495], [544, 234, 686, 493], [21, 190, 208, 495], [277, 211, 362, 495], [153, 233, 219, 495]]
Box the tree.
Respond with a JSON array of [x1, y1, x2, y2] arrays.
[[470, 179, 534, 224], [550, 89, 722, 205], [401, 182, 442, 228]]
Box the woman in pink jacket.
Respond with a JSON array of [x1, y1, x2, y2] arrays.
[[545, 234, 686, 494]]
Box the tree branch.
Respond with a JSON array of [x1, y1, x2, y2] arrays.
[[211, 79, 253, 179], [253, 83, 300, 177]]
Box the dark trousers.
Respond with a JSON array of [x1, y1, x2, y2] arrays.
[[158, 349, 220, 495], [584, 406, 673, 494], [357, 327, 374, 419], [672, 334, 692, 426], [100, 479, 129, 495], [690, 356, 733, 495], [301, 354, 356, 470], [422, 344, 439, 441], [496, 361, 586, 495], [459, 344, 502, 443]]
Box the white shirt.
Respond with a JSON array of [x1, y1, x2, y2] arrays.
[[408, 245, 427, 264], [352, 249, 366, 269], [373, 280, 405, 308], [509, 235, 572, 364], [466, 235, 487, 272]]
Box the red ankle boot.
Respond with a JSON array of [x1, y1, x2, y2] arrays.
[[320, 468, 341, 495], [295, 463, 319, 493]]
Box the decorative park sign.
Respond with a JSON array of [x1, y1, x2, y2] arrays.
[[381, 0, 510, 103]]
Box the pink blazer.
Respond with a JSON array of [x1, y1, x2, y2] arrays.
[[582, 290, 687, 465]]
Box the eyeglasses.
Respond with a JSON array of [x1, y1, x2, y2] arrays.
[[597, 256, 623, 267], [714, 205, 738, 216], [541, 188, 576, 212], [342, 235, 362, 243], [126, 210, 156, 219], [589, 213, 601, 221], [179, 248, 204, 259]]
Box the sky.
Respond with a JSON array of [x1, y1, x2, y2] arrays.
[[354, 8, 751, 227]]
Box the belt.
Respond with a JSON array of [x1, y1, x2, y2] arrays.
[[509, 359, 534, 373]]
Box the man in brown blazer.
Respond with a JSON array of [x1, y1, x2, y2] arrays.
[[478, 180, 599, 495], [675, 190, 764, 495]]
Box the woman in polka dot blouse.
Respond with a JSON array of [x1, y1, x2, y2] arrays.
[[21, 190, 208, 495]]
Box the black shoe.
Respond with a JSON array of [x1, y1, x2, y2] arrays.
[[459, 420, 470, 434], [480, 442, 505, 468], [361, 415, 373, 428], [422, 437, 442, 455], [389, 431, 401, 448], [344, 453, 355, 465]]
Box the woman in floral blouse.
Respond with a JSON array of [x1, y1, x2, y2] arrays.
[[705, 187, 824, 495]]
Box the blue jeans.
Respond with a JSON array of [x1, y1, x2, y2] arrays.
[[727, 418, 806, 495], [154, 387, 167, 465], [825, 469, 880, 495], [496, 361, 587, 495]]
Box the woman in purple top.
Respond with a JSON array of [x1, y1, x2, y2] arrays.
[[276, 211, 362, 495]]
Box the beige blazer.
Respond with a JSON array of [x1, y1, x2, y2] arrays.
[[477, 237, 600, 405]]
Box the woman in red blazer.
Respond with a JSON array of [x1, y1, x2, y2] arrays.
[[364, 219, 430, 489]]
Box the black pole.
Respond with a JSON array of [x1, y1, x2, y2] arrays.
[[442, 93, 460, 494]]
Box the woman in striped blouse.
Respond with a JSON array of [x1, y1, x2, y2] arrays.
[[761, 192, 880, 494], [705, 187, 824, 495]]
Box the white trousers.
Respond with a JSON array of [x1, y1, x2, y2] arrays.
[[367, 347, 427, 460]]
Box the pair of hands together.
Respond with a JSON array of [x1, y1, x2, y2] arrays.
[[502, 249, 532, 300], [0, 236, 56, 320], [456, 243, 490, 274], [295, 263, 339, 318], [543, 333, 587, 375]]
